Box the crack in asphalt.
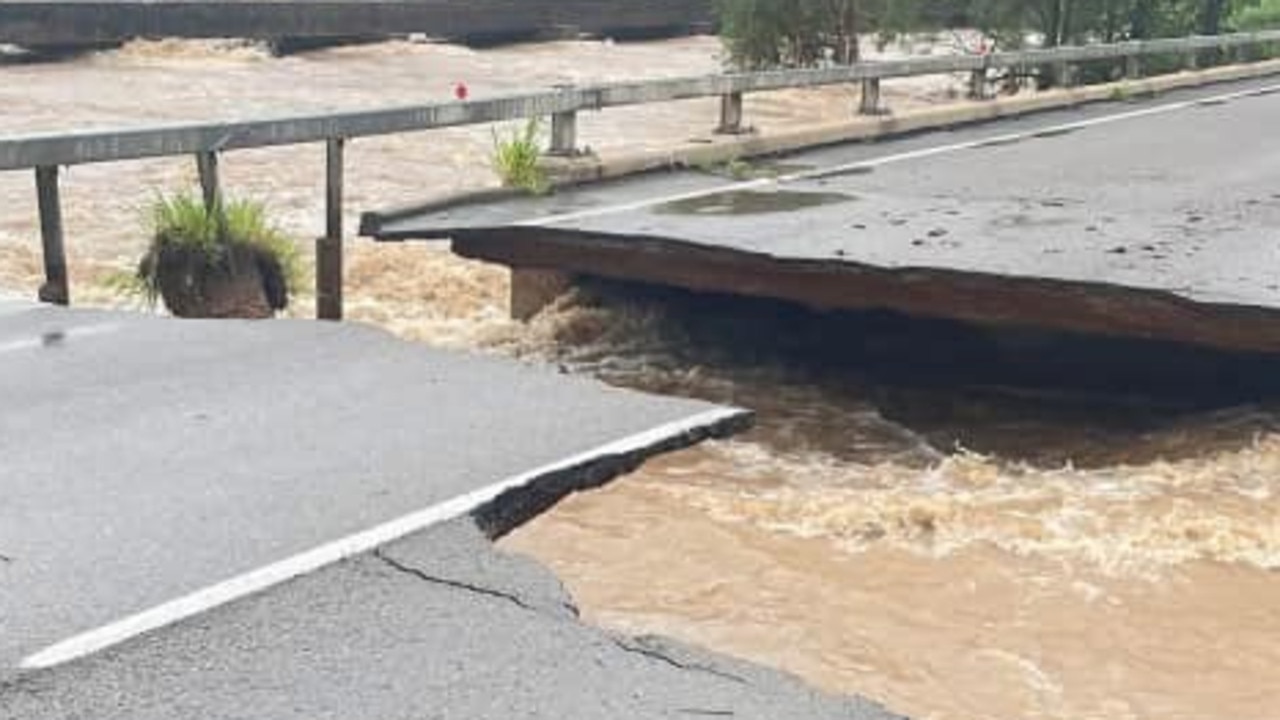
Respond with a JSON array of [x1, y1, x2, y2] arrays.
[[374, 549, 539, 612], [611, 637, 749, 685], [375, 551, 749, 686]]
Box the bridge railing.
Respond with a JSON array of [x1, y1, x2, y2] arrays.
[[3, 28, 1280, 316]]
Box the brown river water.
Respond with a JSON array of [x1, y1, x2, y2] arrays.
[[2, 38, 1278, 720]]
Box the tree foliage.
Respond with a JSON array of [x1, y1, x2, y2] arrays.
[[1236, 0, 1280, 29], [715, 0, 1264, 69], [715, 0, 927, 68]]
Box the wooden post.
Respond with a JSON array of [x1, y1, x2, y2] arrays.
[[715, 92, 744, 134], [549, 110, 578, 156], [34, 166, 69, 306], [858, 78, 881, 115], [195, 151, 221, 210], [316, 137, 344, 321]]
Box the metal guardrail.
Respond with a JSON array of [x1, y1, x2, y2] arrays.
[[4, 29, 1280, 314], [4, 30, 1280, 170]]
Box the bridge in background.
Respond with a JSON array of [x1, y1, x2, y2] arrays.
[[0, 0, 712, 49]]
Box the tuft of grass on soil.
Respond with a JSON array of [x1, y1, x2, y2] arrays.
[[136, 193, 302, 308], [492, 118, 551, 195]]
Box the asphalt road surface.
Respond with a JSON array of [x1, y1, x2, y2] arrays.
[[0, 305, 760, 690], [372, 75, 1280, 311], [1, 518, 903, 720]]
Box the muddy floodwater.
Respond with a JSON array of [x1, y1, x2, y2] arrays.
[[3, 38, 1278, 720], [498, 285, 1280, 720]]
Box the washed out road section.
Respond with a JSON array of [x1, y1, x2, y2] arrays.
[[369, 76, 1280, 353], [0, 305, 746, 674]]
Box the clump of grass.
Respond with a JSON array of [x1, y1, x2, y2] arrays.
[[492, 118, 551, 195], [1108, 84, 1132, 102], [137, 193, 301, 316]]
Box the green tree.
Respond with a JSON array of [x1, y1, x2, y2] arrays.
[[715, 0, 1254, 70], [1236, 0, 1280, 29], [714, 0, 908, 68]]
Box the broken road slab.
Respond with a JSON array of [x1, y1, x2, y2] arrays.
[[0, 305, 748, 675], [367, 76, 1280, 354]]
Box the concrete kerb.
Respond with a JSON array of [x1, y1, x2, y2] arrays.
[[545, 58, 1280, 185], [359, 58, 1280, 236]]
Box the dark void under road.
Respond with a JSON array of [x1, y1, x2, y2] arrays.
[[367, 75, 1280, 354]]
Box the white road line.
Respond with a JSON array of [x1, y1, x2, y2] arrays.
[[19, 405, 747, 670], [521, 81, 1280, 228], [0, 322, 120, 356]]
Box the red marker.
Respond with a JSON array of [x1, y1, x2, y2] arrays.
[[454, 82, 469, 101]]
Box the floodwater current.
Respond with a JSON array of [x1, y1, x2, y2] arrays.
[[498, 284, 1280, 720], [1, 37, 1277, 720]]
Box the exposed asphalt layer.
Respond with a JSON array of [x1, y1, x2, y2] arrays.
[[0, 305, 747, 678], [0, 519, 904, 720], [370, 75, 1280, 309]]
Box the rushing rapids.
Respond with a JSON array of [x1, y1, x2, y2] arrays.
[[494, 282, 1280, 720]]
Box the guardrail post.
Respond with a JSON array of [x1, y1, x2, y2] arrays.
[[195, 151, 221, 210], [549, 111, 578, 156], [1125, 54, 1142, 79], [1218, 43, 1233, 65], [1185, 49, 1200, 71], [969, 53, 992, 100], [34, 166, 69, 306], [716, 92, 745, 134], [858, 78, 882, 115], [316, 137, 344, 321], [968, 68, 988, 100]]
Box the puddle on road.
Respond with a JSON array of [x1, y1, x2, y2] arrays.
[[654, 189, 855, 216]]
